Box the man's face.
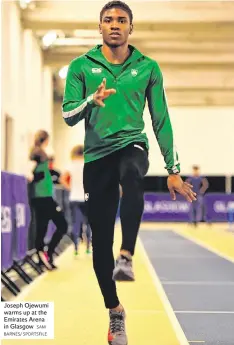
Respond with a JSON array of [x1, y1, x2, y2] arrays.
[[193, 168, 200, 176], [99, 7, 133, 48]]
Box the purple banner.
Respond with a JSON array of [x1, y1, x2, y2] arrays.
[[204, 193, 234, 222], [12, 174, 31, 261], [142, 193, 190, 222], [1, 172, 14, 270]]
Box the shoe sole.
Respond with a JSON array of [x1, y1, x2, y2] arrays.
[[38, 262, 47, 272], [38, 252, 52, 270], [108, 340, 128, 345], [112, 268, 135, 282]]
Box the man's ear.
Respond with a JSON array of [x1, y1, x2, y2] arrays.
[[99, 23, 102, 34], [129, 23, 133, 35]]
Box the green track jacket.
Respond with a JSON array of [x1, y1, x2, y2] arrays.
[[62, 45, 180, 174]]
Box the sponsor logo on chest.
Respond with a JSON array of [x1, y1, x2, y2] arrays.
[[92, 68, 102, 74]]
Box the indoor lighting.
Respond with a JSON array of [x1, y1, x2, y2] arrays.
[[19, 0, 32, 10], [42, 31, 57, 48], [19, 0, 32, 9], [59, 66, 69, 79]]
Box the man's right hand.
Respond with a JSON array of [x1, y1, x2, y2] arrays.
[[93, 78, 116, 107], [167, 174, 197, 203]]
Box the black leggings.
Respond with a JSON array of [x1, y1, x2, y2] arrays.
[[83, 142, 149, 309], [32, 197, 67, 256]]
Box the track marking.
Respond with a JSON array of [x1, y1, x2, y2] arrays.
[[138, 239, 189, 345], [162, 281, 234, 286], [175, 311, 234, 314], [173, 230, 234, 263]]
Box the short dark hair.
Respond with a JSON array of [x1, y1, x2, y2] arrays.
[[100, 1, 133, 24], [192, 165, 200, 170], [34, 130, 49, 147], [71, 145, 84, 159], [48, 156, 54, 162]]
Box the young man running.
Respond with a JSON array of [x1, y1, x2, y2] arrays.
[[62, 1, 196, 344]]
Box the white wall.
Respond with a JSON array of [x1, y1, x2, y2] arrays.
[[1, 2, 53, 175], [144, 107, 234, 176], [53, 102, 234, 176], [53, 102, 85, 170]]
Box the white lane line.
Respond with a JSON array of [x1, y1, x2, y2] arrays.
[[162, 281, 234, 286], [173, 230, 234, 263], [175, 311, 234, 314], [138, 239, 189, 345]]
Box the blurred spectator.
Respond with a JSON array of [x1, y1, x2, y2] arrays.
[[29, 130, 67, 269], [48, 156, 61, 185], [60, 145, 92, 256], [186, 165, 209, 226]]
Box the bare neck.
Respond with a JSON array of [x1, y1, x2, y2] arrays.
[[101, 43, 130, 64], [41, 144, 47, 151]]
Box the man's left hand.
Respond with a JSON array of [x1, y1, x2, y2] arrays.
[[167, 174, 197, 203]]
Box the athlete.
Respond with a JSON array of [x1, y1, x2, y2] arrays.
[[62, 1, 196, 344], [29, 130, 67, 270]]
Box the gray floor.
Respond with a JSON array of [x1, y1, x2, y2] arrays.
[[140, 230, 234, 345]]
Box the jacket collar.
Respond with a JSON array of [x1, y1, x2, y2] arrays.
[[85, 44, 144, 66]]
